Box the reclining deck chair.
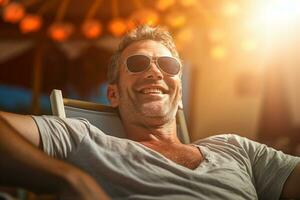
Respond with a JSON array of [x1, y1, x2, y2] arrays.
[[50, 89, 190, 144]]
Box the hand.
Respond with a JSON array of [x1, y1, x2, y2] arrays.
[[0, 112, 111, 200]]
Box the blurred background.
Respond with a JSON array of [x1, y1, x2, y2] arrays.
[[0, 0, 300, 155]]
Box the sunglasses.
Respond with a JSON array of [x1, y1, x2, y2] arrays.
[[125, 54, 181, 76]]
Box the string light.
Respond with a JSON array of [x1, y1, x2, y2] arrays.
[[81, 0, 103, 39], [108, 18, 127, 37], [48, 22, 74, 42], [81, 19, 102, 39], [3, 2, 25, 23], [19, 14, 42, 33], [0, 0, 196, 42]]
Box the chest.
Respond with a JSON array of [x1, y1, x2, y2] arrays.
[[74, 137, 257, 199], [143, 143, 203, 170]]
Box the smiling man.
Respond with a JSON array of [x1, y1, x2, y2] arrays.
[[108, 39, 183, 139], [0, 25, 300, 200]]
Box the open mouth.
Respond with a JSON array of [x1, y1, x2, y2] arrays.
[[140, 88, 164, 94]]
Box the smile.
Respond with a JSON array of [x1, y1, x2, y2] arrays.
[[141, 88, 164, 94]]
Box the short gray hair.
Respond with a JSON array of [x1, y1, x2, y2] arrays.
[[107, 25, 180, 84]]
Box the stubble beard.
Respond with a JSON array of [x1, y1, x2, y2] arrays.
[[119, 89, 177, 125]]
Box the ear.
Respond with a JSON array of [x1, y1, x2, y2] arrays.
[[107, 84, 120, 108]]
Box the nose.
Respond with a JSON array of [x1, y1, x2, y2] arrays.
[[145, 62, 163, 80]]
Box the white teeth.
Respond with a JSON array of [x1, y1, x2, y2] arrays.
[[141, 88, 163, 94]]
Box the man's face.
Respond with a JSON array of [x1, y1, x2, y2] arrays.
[[108, 40, 182, 126]]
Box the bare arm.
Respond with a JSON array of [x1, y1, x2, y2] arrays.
[[0, 111, 41, 147], [0, 111, 110, 199], [280, 162, 300, 199]]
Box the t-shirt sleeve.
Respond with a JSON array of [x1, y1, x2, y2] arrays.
[[32, 115, 93, 159], [230, 134, 300, 200]]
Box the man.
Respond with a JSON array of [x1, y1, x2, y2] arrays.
[[0, 25, 300, 200]]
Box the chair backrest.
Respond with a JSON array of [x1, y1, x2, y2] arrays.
[[50, 89, 190, 143]]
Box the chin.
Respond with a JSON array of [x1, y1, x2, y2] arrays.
[[140, 104, 175, 119], [141, 109, 166, 117], [140, 104, 164, 116]]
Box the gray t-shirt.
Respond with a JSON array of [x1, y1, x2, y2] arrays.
[[32, 116, 300, 200]]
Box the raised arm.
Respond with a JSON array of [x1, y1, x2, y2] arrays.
[[281, 162, 300, 199], [0, 111, 110, 200]]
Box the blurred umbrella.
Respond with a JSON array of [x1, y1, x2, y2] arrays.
[[0, 39, 112, 114], [0, 0, 196, 114]]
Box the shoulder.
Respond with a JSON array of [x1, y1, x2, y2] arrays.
[[193, 134, 257, 159], [32, 115, 107, 140], [33, 115, 90, 130], [32, 115, 109, 158], [193, 133, 249, 146]]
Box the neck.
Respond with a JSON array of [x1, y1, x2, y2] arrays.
[[123, 118, 181, 144]]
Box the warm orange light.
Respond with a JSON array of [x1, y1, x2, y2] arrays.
[[252, 0, 300, 30], [165, 12, 186, 28], [3, 2, 25, 23], [176, 28, 193, 42], [241, 39, 257, 51], [222, 2, 240, 17], [129, 9, 159, 26], [81, 19, 102, 39], [48, 22, 74, 42], [108, 18, 127, 37], [208, 29, 224, 42], [175, 27, 193, 50], [178, 0, 197, 7], [126, 20, 136, 31], [155, 0, 175, 11], [210, 45, 227, 60], [0, 0, 9, 7], [19, 14, 42, 33]]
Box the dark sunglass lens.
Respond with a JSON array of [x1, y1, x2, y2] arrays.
[[126, 55, 150, 73], [157, 57, 180, 75]]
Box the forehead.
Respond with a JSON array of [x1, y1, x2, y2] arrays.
[[121, 40, 173, 60]]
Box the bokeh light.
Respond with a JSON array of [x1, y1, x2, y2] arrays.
[[222, 1, 240, 17], [108, 18, 127, 37], [175, 27, 193, 50], [155, 0, 175, 11], [165, 11, 186, 28], [210, 45, 227, 60], [19, 14, 42, 33], [48, 22, 74, 42], [129, 9, 159, 26], [3, 2, 25, 23], [81, 19, 102, 39]]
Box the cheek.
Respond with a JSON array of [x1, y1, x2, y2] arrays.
[[118, 78, 134, 98], [170, 78, 182, 95]]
